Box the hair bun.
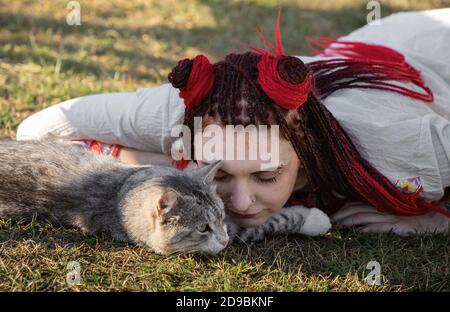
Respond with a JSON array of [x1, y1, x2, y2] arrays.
[[168, 58, 194, 89], [168, 54, 215, 110], [277, 56, 308, 84]]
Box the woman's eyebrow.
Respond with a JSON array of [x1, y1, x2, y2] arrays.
[[253, 164, 284, 173], [200, 161, 284, 173]]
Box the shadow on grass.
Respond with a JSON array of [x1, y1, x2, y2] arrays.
[[0, 1, 419, 81], [194, 230, 450, 291], [1, 218, 449, 290], [0, 219, 130, 250]]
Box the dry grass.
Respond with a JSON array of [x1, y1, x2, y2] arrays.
[[2, 218, 449, 291]]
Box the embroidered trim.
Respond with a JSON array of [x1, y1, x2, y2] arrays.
[[443, 200, 450, 212], [394, 176, 423, 195], [66, 139, 121, 158], [441, 187, 450, 212]]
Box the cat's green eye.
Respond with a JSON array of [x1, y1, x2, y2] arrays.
[[196, 224, 209, 233]]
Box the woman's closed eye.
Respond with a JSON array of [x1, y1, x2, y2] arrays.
[[253, 171, 280, 184], [213, 170, 230, 182], [213, 170, 281, 184]]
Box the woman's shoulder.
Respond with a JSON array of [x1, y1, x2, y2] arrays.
[[132, 83, 186, 155], [16, 83, 186, 154]]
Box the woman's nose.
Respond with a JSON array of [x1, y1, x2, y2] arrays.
[[230, 184, 255, 212]]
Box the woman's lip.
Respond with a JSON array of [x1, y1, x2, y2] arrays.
[[228, 210, 260, 219]]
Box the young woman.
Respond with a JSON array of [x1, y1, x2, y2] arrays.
[[16, 8, 450, 235]]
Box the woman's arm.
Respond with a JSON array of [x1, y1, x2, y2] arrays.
[[116, 146, 173, 166], [16, 83, 185, 154], [116, 146, 201, 170], [331, 201, 450, 235]]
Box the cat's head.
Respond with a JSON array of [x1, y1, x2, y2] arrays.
[[122, 161, 229, 255]]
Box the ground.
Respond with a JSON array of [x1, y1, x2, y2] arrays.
[[1, 0, 449, 291]]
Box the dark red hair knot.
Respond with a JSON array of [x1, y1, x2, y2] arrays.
[[277, 56, 308, 84], [169, 54, 215, 110], [257, 53, 313, 110], [168, 58, 193, 89]]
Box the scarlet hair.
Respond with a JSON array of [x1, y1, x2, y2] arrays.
[[168, 51, 450, 218]]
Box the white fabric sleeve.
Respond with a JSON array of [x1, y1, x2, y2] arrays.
[[310, 8, 450, 201], [337, 8, 450, 56], [430, 117, 450, 195], [16, 83, 186, 154]]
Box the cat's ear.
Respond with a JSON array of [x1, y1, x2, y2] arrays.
[[156, 189, 178, 218], [190, 160, 222, 184]]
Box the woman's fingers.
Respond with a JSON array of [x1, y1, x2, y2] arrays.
[[330, 202, 381, 224], [331, 204, 450, 235], [334, 212, 397, 228], [359, 223, 413, 236]]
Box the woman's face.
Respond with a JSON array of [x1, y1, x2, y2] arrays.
[[196, 125, 302, 228]]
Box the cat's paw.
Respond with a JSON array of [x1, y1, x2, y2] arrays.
[[301, 208, 331, 236]]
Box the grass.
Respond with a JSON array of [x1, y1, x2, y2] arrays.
[[1, 0, 450, 291], [2, 218, 449, 291]]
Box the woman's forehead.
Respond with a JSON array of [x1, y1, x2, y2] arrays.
[[197, 126, 291, 150], [197, 137, 297, 174], [199, 155, 294, 175], [197, 124, 292, 149]]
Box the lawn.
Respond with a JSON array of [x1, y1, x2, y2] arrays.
[[1, 0, 450, 291]]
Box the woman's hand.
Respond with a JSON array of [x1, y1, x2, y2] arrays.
[[117, 146, 202, 171], [117, 146, 173, 166], [330, 202, 450, 236]]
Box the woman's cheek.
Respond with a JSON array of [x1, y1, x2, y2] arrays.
[[256, 180, 294, 214]]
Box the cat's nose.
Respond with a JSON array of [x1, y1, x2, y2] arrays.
[[219, 238, 229, 247]]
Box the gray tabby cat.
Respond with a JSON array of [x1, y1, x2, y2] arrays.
[[0, 139, 331, 255]]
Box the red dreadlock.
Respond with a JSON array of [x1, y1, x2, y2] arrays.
[[167, 5, 450, 218]]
